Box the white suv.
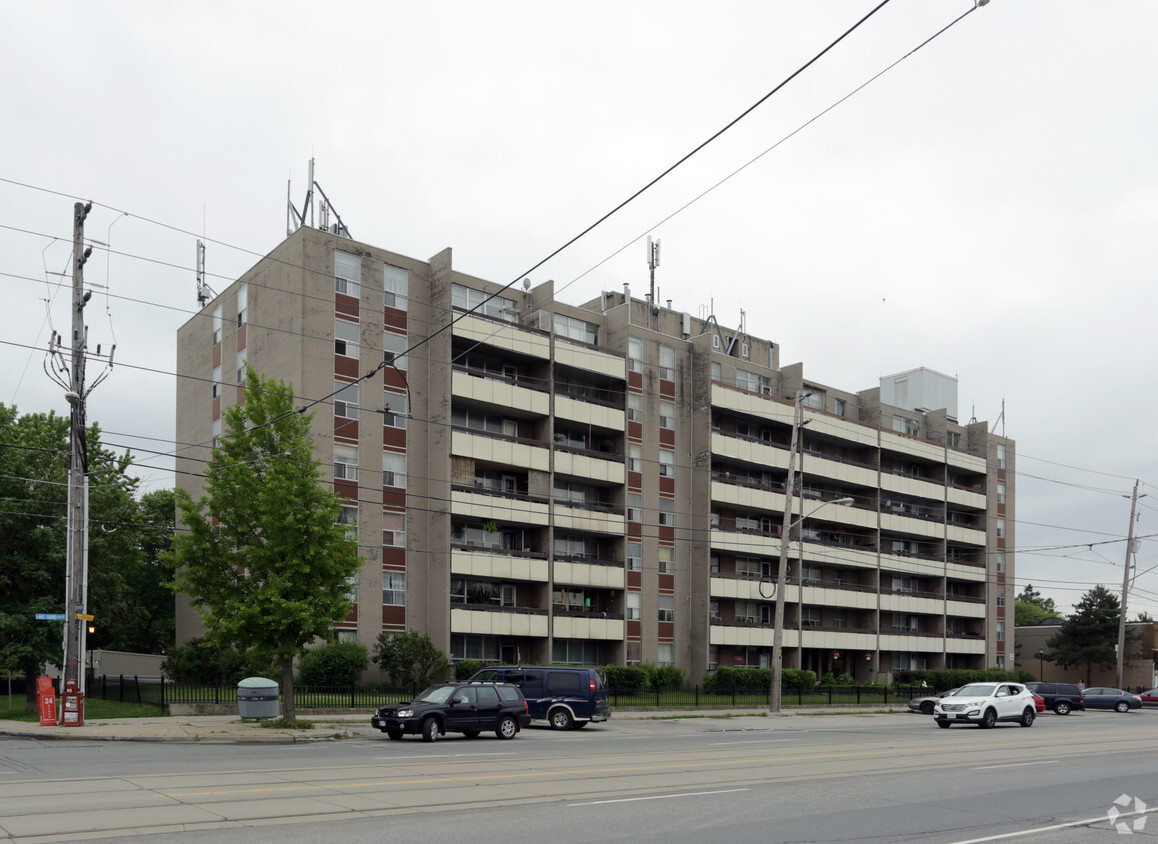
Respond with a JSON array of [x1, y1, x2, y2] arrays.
[[933, 682, 1037, 729]]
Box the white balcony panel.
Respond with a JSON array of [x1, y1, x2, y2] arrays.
[[881, 512, 944, 540], [710, 576, 796, 603], [879, 634, 944, 652], [946, 524, 987, 545], [801, 541, 879, 571], [451, 549, 549, 583], [554, 395, 626, 430], [452, 430, 550, 472], [554, 340, 626, 379], [947, 486, 987, 509], [945, 637, 987, 654], [711, 384, 793, 426], [710, 625, 799, 648], [711, 432, 791, 472], [555, 561, 625, 589], [880, 473, 947, 502], [946, 599, 987, 618], [552, 505, 625, 534], [948, 450, 987, 473], [879, 553, 938, 576], [451, 608, 549, 638], [802, 412, 879, 448], [882, 434, 945, 463], [710, 529, 780, 557], [452, 370, 550, 416], [800, 454, 879, 488], [554, 450, 625, 485], [553, 616, 624, 641], [804, 503, 877, 531], [946, 562, 987, 582], [879, 593, 942, 615], [452, 489, 550, 525], [712, 480, 790, 514], [800, 629, 876, 650], [801, 585, 876, 610], [453, 313, 551, 359]]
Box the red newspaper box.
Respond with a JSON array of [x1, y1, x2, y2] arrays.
[[37, 676, 57, 727], [61, 678, 84, 726]]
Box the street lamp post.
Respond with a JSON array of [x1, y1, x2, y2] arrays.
[[770, 390, 854, 713]]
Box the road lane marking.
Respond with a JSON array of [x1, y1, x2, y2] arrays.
[[709, 739, 799, 746], [570, 788, 749, 806], [950, 805, 1158, 843], [972, 761, 1057, 770]]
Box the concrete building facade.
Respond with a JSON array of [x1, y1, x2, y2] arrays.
[[176, 225, 1015, 683]]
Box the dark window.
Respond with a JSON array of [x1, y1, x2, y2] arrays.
[[498, 686, 519, 701], [547, 672, 581, 692], [522, 670, 542, 687], [505, 671, 524, 685], [477, 687, 499, 705], [472, 669, 498, 682]]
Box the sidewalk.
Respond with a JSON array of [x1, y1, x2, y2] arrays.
[[0, 705, 909, 744]]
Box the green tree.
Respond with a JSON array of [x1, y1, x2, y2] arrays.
[[1015, 583, 1060, 627], [372, 631, 448, 689], [1137, 612, 1154, 623], [166, 366, 362, 720], [0, 403, 145, 711], [1045, 585, 1121, 685]]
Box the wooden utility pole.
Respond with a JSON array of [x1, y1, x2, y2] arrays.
[[1116, 480, 1141, 690]]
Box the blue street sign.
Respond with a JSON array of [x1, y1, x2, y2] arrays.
[[34, 613, 67, 621]]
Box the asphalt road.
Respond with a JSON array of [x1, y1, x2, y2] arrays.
[[3, 709, 1157, 843]]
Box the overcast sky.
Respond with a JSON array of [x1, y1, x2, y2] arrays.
[[2, 1, 1155, 624]]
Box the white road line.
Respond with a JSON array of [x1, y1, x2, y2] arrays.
[[972, 760, 1058, 770], [571, 788, 750, 806], [708, 738, 798, 746], [950, 806, 1158, 843]]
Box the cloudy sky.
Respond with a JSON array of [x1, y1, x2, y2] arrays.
[[2, 1, 1155, 623]]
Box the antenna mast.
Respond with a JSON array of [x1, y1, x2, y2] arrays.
[[287, 157, 352, 239]]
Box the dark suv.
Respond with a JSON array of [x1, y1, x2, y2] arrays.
[[371, 682, 531, 742], [1024, 682, 1085, 715]]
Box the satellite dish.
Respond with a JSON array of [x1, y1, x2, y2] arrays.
[[522, 278, 531, 291]]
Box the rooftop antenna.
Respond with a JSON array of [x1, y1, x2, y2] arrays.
[[195, 240, 215, 307], [287, 157, 352, 239], [989, 398, 1005, 436], [647, 235, 660, 329]]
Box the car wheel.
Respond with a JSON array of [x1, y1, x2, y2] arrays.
[[496, 715, 518, 740], [386, 730, 404, 741], [979, 708, 997, 729], [573, 720, 590, 729], [421, 717, 440, 743], [1020, 707, 1035, 727], [920, 701, 935, 715], [549, 708, 574, 730], [462, 729, 481, 738], [1116, 701, 1130, 713], [937, 720, 952, 729], [1055, 701, 1071, 716]]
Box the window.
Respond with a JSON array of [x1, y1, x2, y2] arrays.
[[553, 639, 599, 665], [383, 264, 408, 310], [997, 482, 1006, 505], [628, 444, 642, 473], [382, 330, 408, 370], [627, 592, 640, 620], [383, 571, 406, 606], [237, 283, 248, 326], [627, 541, 642, 571], [996, 621, 1005, 642], [736, 370, 770, 394], [893, 415, 919, 436], [834, 398, 846, 417], [803, 565, 822, 584], [659, 401, 675, 430], [947, 431, 962, 449], [336, 628, 358, 643], [383, 450, 406, 488], [335, 318, 359, 359], [554, 313, 598, 344], [452, 283, 517, 322], [627, 394, 643, 423], [626, 641, 641, 665], [996, 551, 1006, 573], [211, 365, 221, 399], [996, 443, 1007, 469], [335, 251, 361, 297], [345, 573, 358, 603], [382, 510, 405, 547], [997, 592, 1005, 607], [627, 493, 642, 522], [382, 390, 407, 428], [709, 600, 720, 621], [334, 381, 359, 419], [211, 417, 221, 448], [996, 518, 1006, 539], [453, 408, 517, 436], [658, 498, 675, 527], [657, 546, 673, 574], [656, 643, 674, 666], [658, 595, 674, 623], [711, 361, 721, 382], [659, 345, 675, 380], [802, 390, 823, 410], [658, 449, 674, 477], [333, 443, 358, 481], [212, 305, 222, 345], [338, 504, 358, 540], [236, 349, 247, 385], [627, 337, 643, 372]]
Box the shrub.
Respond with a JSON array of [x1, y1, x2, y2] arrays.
[[782, 669, 817, 690], [162, 638, 270, 684], [603, 665, 648, 691], [372, 630, 449, 687], [297, 641, 369, 686], [646, 664, 686, 691], [454, 659, 483, 681]]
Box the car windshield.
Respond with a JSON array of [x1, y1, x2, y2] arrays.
[[956, 684, 997, 697], [414, 685, 455, 704]]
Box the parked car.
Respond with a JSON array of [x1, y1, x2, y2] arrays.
[[908, 688, 959, 715], [370, 682, 531, 742], [469, 665, 611, 730], [1081, 687, 1142, 712], [1024, 682, 1085, 715], [1140, 689, 1158, 707], [1032, 693, 1046, 713], [933, 682, 1037, 729]]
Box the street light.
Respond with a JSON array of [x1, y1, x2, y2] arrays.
[[1038, 649, 1044, 680]]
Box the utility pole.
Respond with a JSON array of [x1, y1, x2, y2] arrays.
[[62, 202, 93, 701], [1116, 480, 1141, 690], [771, 389, 805, 714]]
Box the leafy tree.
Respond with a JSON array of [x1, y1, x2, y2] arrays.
[[372, 631, 448, 688], [1045, 585, 1126, 684], [1137, 612, 1154, 623], [166, 366, 362, 720], [1015, 583, 1060, 627], [297, 641, 369, 686], [0, 403, 146, 711]]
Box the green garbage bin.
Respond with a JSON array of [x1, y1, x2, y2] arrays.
[[237, 677, 279, 720]]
